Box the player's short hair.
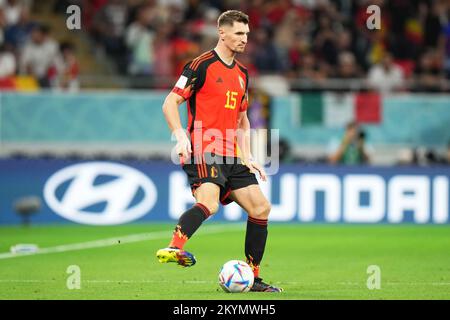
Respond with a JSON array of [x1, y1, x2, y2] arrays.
[[217, 10, 249, 27]]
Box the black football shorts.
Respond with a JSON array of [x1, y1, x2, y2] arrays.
[[182, 153, 259, 205]]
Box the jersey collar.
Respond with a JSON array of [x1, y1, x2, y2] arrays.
[[212, 49, 236, 69]]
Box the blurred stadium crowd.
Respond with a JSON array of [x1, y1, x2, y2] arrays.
[[1, 0, 450, 92], [0, 0, 79, 90], [0, 0, 449, 166]]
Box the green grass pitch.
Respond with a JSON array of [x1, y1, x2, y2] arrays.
[[0, 223, 449, 300]]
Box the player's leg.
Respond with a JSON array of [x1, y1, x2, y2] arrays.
[[169, 182, 220, 249], [229, 184, 270, 276], [229, 184, 282, 292], [156, 182, 220, 267]]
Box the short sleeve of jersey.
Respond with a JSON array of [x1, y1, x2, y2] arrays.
[[239, 72, 249, 112], [171, 62, 197, 100], [240, 91, 249, 112]]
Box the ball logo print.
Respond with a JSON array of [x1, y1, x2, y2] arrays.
[[218, 260, 254, 293], [44, 162, 157, 225]]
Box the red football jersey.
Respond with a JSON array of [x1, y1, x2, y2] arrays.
[[172, 50, 249, 158]]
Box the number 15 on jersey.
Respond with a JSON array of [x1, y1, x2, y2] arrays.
[[225, 90, 238, 110]]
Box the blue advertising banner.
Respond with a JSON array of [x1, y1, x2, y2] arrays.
[[0, 159, 449, 225]]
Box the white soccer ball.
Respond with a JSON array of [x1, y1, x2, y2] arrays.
[[218, 260, 254, 293]]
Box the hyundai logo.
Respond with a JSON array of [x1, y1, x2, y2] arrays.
[[44, 162, 157, 225]]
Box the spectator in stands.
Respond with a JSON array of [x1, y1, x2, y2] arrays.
[[91, 0, 129, 74], [413, 50, 446, 92], [0, 6, 6, 45], [19, 24, 58, 87], [4, 6, 36, 50], [336, 30, 353, 54], [274, 10, 299, 65], [50, 42, 79, 92], [335, 51, 362, 79], [197, 7, 221, 52], [183, 0, 208, 21], [170, 27, 200, 77], [367, 52, 404, 93], [76, 0, 108, 32], [423, 0, 446, 49], [442, 14, 450, 79], [0, 43, 16, 78], [313, 14, 339, 67], [286, 30, 307, 72], [125, 4, 156, 75], [152, 23, 175, 82], [251, 28, 284, 73], [328, 121, 370, 165], [40, 0, 449, 91], [53, 0, 83, 14], [1, 0, 23, 26], [298, 52, 328, 82]]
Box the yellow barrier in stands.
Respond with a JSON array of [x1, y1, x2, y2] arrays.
[[0, 76, 39, 91], [13, 76, 39, 91]]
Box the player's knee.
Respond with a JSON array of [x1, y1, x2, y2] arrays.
[[251, 201, 271, 220], [201, 201, 219, 215], [261, 201, 272, 219]]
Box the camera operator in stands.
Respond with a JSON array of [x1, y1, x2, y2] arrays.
[[328, 121, 370, 165]]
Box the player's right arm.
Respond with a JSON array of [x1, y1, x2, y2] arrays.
[[162, 92, 191, 159], [163, 61, 199, 160]]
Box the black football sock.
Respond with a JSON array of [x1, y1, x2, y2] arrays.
[[169, 203, 211, 249], [245, 216, 268, 278]]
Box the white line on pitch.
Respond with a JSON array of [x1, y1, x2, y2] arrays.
[[0, 223, 243, 260], [0, 279, 214, 284]]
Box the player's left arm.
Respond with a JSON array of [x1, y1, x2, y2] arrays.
[[236, 110, 252, 161], [237, 111, 267, 181]]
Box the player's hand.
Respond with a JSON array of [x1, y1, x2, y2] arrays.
[[246, 160, 267, 182], [175, 131, 192, 159]]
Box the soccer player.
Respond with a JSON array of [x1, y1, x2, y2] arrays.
[[156, 10, 282, 292]]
